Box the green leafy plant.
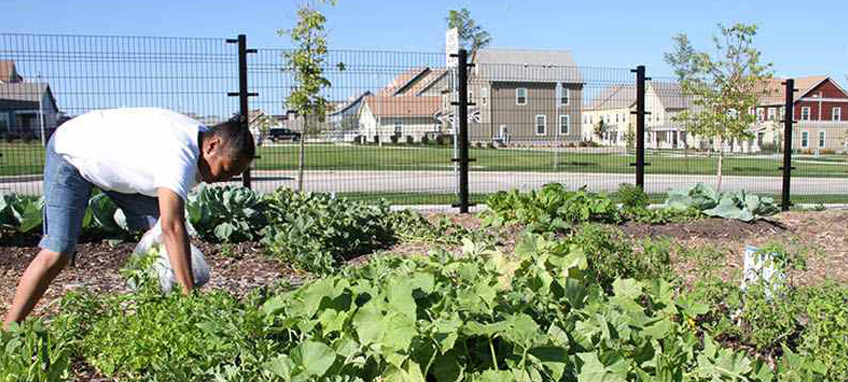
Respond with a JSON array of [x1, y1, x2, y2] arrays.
[[87, 192, 130, 238], [483, 183, 619, 232], [0, 320, 71, 382], [0, 193, 45, 233], [186, 184, 267, 243], [615, 183, 649, 210], [260, 189, 394, 273], [64, 290, 278, 381], [386, 209, 496, 246], [666, 183, 779, 222]]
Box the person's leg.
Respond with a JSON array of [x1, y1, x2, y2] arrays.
[[3, 140, 91, 327], [3, 249, 71, 326]]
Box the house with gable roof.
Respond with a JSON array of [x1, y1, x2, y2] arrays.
[[357, 67, 449, 143], [753, 75, 848, 153], [468, 49, 584, 143], [0, 60, 62, 138]]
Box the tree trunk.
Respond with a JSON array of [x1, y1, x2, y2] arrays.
[[716, 137, 724, 192], [297, 115, 307, 192]]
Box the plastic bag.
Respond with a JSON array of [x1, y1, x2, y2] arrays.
[[741, 244, 785, 300], [132, 220, 210, 294]]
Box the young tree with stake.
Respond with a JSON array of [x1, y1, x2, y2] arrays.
[[666, 23, 773, 191], [280, 0, 336, 192]]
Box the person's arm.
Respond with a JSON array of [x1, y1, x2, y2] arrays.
[[157, 187, 194, 294]]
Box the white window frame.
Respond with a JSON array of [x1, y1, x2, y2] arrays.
[[499, 125, 508, 141], [801, 130, 809, 148], [819, 130, 826, 148], [394, 120, 402, 135], [560, 87, 569, 106], [535, 114, 547, 136], [756, 108, 764, 121], [559, 114, 570, 135], [833, 107, 842, 121], [801, 107, 811, 121], [768, 107, 777, 121], [481, 87, 488, 106], [468, 90, 473, 103], [516, 88, 528, 106]]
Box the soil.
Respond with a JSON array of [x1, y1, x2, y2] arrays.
[[620, 211, 848, 287], [0, 236, 305, 320]]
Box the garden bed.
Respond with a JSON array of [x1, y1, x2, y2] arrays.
[[4, 210, 848, 322]]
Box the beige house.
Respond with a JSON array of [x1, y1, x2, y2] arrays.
[[582, 82, 696, 149], [468, 49, 583, 143], [582, 84, 635, 146]]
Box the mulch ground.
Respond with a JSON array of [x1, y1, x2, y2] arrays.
[[0, 236, 305, 319], [3, 209, 847, 322], [620, 211, 848, 287]]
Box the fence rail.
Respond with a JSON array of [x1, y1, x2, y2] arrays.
[[1, 33, 846, 208]]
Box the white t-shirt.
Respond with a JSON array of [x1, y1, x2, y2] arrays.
[[53, 108, 206, 201]]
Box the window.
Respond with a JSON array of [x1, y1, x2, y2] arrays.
[[834, 107, 842, 121], [559, 114, 570, 135], [0, 113, 9, 134], [801, 107, 811, 121], [768, 108, 777, 121], [516, 88, 527, 105], [394, 121, 402, 135], [535, 114, 546, 135], [801, 131, 809, 148], [819, 131, 826, 148], [615, 114, 619, 123], [468, 91, 473, 103], [561, 87, 569, 105], [481, 87, 488, 106], [757, 108, 764, 121]]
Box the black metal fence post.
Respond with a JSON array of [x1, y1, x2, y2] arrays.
[[227, 34, 258, 189], [452, 49, 472, 213], [630, 65, 650, 189], [781, 79, 796, 211]]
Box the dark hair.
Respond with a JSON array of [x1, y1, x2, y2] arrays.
[[209, 114, 255, 161]]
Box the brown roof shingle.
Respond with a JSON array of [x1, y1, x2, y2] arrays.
[[0, 61, 20, 82], [363, 96, 441, 118]]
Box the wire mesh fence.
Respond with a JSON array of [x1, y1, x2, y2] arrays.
[[0, 33, 238, 195], [467, 58, 636, 198], [247, 48, 457, 203], [1, 32, 846, 206]]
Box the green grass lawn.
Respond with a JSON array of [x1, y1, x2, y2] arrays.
[[253, 144, 848, 178], [3, 142, 848, 178], [339, 190, 848, 206]]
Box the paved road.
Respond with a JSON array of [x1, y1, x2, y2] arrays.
[[2, 170, 845, 196]]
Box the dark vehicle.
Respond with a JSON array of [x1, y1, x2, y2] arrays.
[[268, 127, 301, 142]]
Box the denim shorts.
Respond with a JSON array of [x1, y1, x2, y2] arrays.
[[39, 138, 160, 253]]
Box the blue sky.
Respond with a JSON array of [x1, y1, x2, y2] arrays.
[[4, 0, 847, 82]]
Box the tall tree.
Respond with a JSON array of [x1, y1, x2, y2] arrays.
[[666, 23, 773, 191], [446, 8, 491, 55], [280, 0, 336, 192]]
